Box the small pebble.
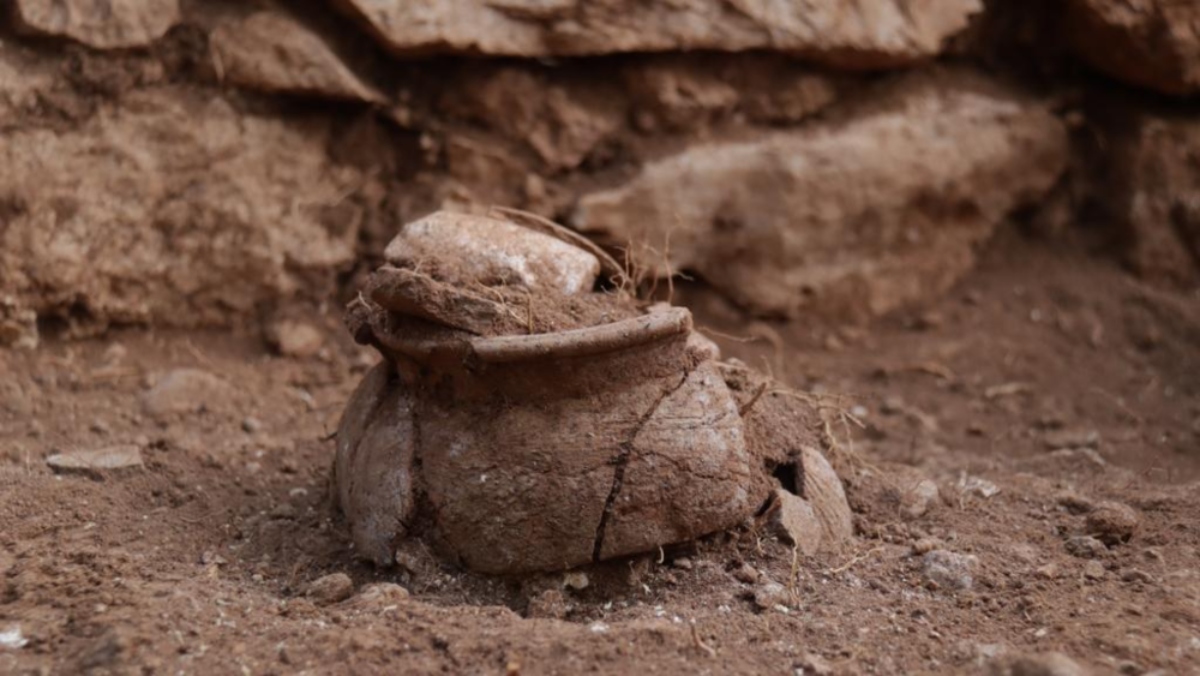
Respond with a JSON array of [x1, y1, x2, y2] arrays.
[[1085, 501, 1138, 546], [562, 571, 589, 591], [922, 550, 977, 591], [242, 417, 263, 434], [1083, 560, 1106, 580], [911, 537, 942, 555], [753, 581, 787, 611], [902, 480, 941, 520], [1064, 535, 1107, 559], [305, 573, 354, 605], [1121, 569, 1153, 584], [732, 563, 760, 584]]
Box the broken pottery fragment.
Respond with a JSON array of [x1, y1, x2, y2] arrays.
[[335, 209, 852, 574]]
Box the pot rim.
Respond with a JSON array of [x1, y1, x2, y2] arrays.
[[376, 307, 693, 364]]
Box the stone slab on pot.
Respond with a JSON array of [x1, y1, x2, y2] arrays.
[[573, 68, 1069, 321], [332, 0, 981, 68]]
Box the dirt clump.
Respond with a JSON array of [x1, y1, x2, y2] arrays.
[[336, 210, 853, 574]]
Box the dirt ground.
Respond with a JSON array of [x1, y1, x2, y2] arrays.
[[2, 231, 1198, 675]]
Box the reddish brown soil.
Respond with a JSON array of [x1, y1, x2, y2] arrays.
[[2, 234, 1198, 675]]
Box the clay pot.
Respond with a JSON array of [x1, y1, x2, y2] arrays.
[[335, 209, 852, 575], [336, 305, 753, 574]]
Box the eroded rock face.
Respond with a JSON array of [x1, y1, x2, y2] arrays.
[[573, 69, 1069, 320], [210, 11, 383, 103], [1066, 0, 1200, 95], [335, 211, 853, 574], [13, 0, 181, 49], [333, 0, 981, 67], [0, 88, 362, 333], [1099, 113, 1200, 285]]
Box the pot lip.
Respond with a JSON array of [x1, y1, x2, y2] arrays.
[[471, 306, 692, 363], [377, 307, 693, 364]]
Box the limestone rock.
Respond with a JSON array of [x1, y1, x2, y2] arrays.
[[384, 211, 601, 295], [332, 0, 981, 68], [13, 0, 181, 49], [1096, 112, 1200, 285], [1066, 0, 1200, 95], [46, 445, 144, 476], [922, 549, 977, 591], [210, 12, 383, 103], [0, 88, 362, 333], [573, 69, 1069, 320]]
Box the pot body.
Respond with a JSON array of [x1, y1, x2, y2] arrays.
[[336, 311, 754, 574]]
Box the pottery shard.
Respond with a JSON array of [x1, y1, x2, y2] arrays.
[[800, 447, 855, 551], [769, 489, 825, 556], [0, 88, 361, 332], [573, 69, 1068, 320], [1066, 0, 1200, 95], [13, 0, 181, 49], [600, 361, 752, 560], [385, 211, 601, 296], [210, 12, 382, 103], [335, 363, 416, 566], [332, 0, 980, 68]]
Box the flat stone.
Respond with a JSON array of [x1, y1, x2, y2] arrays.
[[331, 0, 981, 68], [384, 211, 601, 296], [47, 445, 144, 476], [1066, 0, 1200, 95], [13, 0, 181, 49], [210, 12, 383, 103], [573, 69, 1068, 320]]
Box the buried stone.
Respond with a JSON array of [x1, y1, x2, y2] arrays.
[[334, 208, 852, 574]]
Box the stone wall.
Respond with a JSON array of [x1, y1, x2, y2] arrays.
[[0, 0, 1196, 346]]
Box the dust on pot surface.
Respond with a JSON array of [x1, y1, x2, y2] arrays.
[[335, 209, 853, 574]]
